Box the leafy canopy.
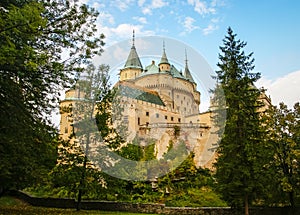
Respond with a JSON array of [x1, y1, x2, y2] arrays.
[[0, 0, 104, 193]]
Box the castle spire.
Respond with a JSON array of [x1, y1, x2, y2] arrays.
[[159, 40, 170, 71], [123, 29, 142, 69], [184, 49, 195, 83], [132, 29, 135, 47], [185, 48, 188, 67]]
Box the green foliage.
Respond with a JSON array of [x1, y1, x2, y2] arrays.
[[212, 27, 268, 210], [173, 125, 180, 137], [0, 0, 104, 193], [0, 196, 26, 206], [263, 102, 300, 206], [165, 187, 227, 207]]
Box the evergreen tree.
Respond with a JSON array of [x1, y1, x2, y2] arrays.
[[213, 27, 266, 215]]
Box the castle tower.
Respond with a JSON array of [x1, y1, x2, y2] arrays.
[[119, 30, 143, 81], [184, 49, 196, 84], [158, 41, 170, 72]]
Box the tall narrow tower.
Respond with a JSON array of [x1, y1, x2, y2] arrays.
[[119, 30, 143, 81], [158, 41, 170, 72], [184, 49, 196, 84]]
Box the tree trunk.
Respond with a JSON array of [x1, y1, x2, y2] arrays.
[[76, 156, 87, 211], [76, 188, 83, 211], [0, 187, 5, 197], [77, 131, 90, 211], [245, 194, 249, 215], [289, 190, 295, 208]]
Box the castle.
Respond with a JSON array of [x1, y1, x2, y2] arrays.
[[60, 32, 271, 169]]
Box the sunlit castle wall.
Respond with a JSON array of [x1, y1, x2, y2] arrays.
[[133, 66, 200, 118]]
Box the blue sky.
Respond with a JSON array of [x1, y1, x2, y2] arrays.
[[83, 0, 300, 108]]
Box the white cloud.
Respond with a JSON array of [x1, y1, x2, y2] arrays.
[[97, 23, 155, 45], [257, 70, 300, 108], [138, 0, 146, 7], [187, 0, 216, 16], [151, 0, 168, 8], [133, 16, 148, 24], [202, 23, 218, 35], [110, 24, 154, 38], [98, 12, 115, 25], [202, 18, 219, 35], [141, 0, 169, 15], [112, 45, 129, 62], [142, 7, 152, 15], [91, 1, 105, 10], [112, 0, 134, 11], [182, 16, 199, 34]]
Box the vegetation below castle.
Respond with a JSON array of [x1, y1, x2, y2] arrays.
[[24, 152, 227, 207]]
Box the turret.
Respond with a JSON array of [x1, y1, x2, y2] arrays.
[[158, 41, 170, 72], [184, 49, 196, 85], [119, 30, 143, 81]]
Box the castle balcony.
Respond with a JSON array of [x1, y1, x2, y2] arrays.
[[138, 122, 210, 136]]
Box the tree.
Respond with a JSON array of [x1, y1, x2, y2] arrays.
[[0, 0, 104, 194], [213, 27, 267, 215], [265, 102, 300, 207]]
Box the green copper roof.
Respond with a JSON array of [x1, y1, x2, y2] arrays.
[[145, 62, 159, 74], [184, 51, 195, 83], [118, 85, 165, 106], [138, 62, 187, 81], [124, 30, 143, 69], [124, 45, 143, 69], [158, 42, 170, 66], [170, 65, 185, 79], [184, 66, 195, 83]]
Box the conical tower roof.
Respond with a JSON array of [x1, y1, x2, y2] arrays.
[[124, 30, 143, 69], [158, 41, 170, 66], [184, 50, 195, 83]]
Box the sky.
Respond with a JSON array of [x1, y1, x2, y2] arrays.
[[77, 0, 300, 110]]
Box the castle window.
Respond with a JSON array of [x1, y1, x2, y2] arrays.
[[156, 113, 159, 118], [138, 117, 140, 125], [178, 118, 181, 123], [165, 115, 168, 120], [171, 117, 174, 121], [146, 111, 149, 116], [64, 127, 68, 134]]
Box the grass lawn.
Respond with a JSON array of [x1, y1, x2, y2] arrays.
[[0, 196, 160, 215]]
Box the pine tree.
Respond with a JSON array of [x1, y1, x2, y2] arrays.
[[213, 27, 266, 215]]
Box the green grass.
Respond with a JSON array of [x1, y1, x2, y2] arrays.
[[0, 196, 159, 215]]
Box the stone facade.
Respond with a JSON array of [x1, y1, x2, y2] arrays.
[[59, 33, 272, 169]]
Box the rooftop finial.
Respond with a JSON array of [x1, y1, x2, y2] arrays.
[[185, 48, 188, 65], [132, 29, 135, 46], [163, 40, 165, 51]]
